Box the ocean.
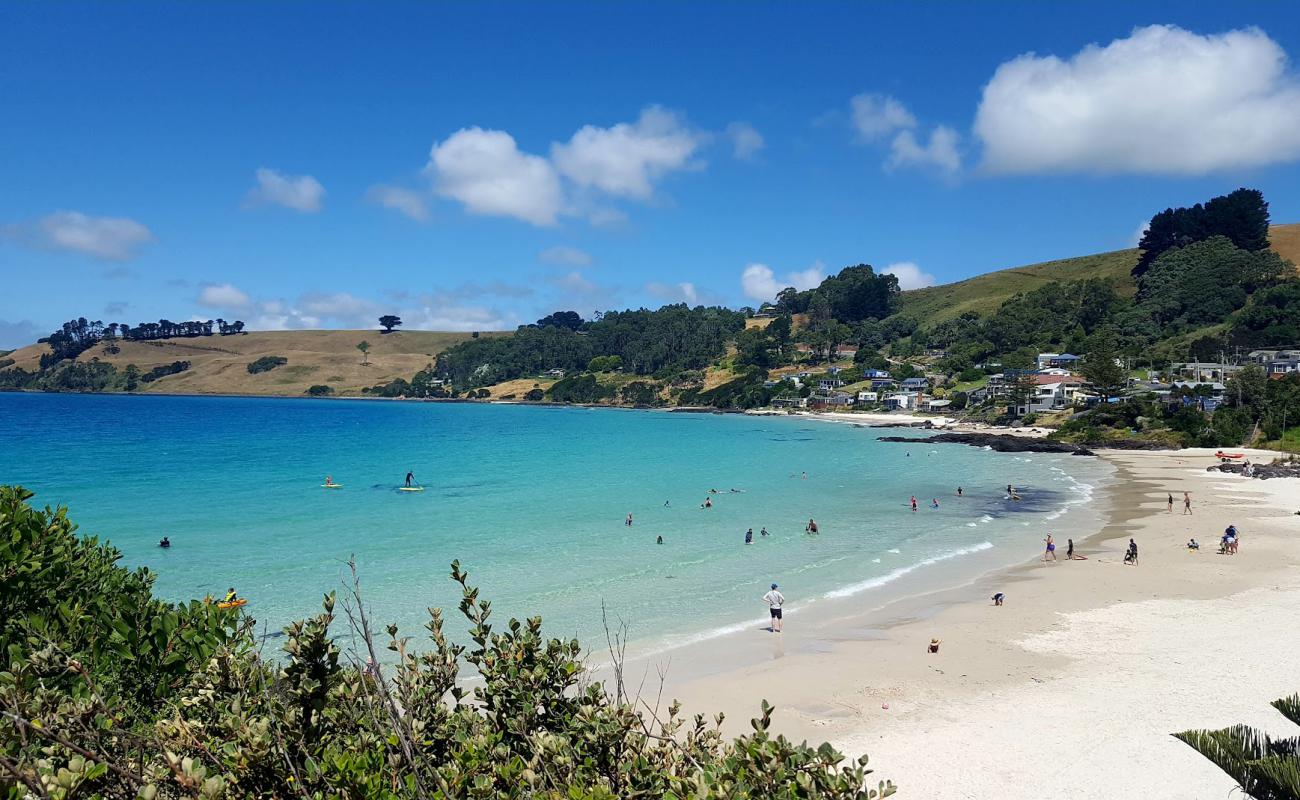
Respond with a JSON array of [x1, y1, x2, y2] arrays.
[[0, 393, 1112, 655]]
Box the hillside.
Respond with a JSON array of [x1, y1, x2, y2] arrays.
[[2, 329, 503, 397], [897, 222, 1300, 327]]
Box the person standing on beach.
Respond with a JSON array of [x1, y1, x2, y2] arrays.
[[1183, 492, 1192, 515], [1066, 538, 1074, 559], [1167, 493, 1174, 513], [763, 583, 785, 632], [1043, 533, 1057, 562]]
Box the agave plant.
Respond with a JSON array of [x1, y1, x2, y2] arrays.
[[1174, 694, 1300, 799]]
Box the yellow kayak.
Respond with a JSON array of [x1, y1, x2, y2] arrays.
[[217, 598, 247, 610]]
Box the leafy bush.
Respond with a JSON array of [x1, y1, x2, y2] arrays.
[[620, 380, 661, 406], [306, 384, 334, 396], [0, 357, 14, 369], [525, 387, 544, 401], [246, 355, 288, 374], [588, 354, 623, 372], [547, 373, 614, 403], [0, 487, 896, 798], [139, 360, 190, 383]]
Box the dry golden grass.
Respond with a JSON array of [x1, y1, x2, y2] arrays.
[[1270, 222, 1300, 272], [3, 329, 503, 397], [483, 377, 557, 398], [744, 317, 774, 330]]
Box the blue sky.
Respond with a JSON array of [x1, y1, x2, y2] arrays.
[[4, 1, 1300, 347]]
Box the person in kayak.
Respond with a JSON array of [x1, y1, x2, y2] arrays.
[[224, 587, 238, 603]]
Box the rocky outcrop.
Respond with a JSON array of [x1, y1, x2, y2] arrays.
[[875, 432, 1094, 454], [1208, 462, 1300, 480]]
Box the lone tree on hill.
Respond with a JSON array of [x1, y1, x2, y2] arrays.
[[357, 340, 371, 365], [379, 315, 402, 333]]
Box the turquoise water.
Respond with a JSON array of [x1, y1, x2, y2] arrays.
[[1, 393, 1111, 653]]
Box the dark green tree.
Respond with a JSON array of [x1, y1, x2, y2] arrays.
[[378, 315, 402, 332]]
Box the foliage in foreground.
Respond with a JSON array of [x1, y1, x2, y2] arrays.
[[1175, 694, 1300, 799], [0, 486, 894, 798]]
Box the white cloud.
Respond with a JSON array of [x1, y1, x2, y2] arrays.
[[426, 127, 563, 226], [365, 185, 429, 221], [0, 318, 43, 349], [551, 105, 704, 199], [888, 126, 961, 174], [725, 121, 765, 160], [740, 262, 826, 302], [975, 24, 1300, 175], [850, 93, 917, 140], [197, 282, 251, 308], [245, 168, 325, 212], [538, 245, 593, 267], [645, 281, 703, 305], [298, 291, 383, 324], [882, 261, 937, 290], [1, 211, 155, 261], [1131, 220, 1150, 247]]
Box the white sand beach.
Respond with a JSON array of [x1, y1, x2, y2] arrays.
[[646, 448, 1300, 799]]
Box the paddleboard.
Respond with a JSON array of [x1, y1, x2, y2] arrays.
[[398, 486, 425, 492], [321, 484, 344, 489]]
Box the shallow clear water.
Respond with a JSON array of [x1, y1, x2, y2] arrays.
[[1, 393, 1111, 653]]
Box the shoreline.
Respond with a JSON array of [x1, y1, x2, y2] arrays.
[[637, 447, 1298, 798]]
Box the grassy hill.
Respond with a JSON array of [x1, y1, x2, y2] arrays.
[[897, 222, 1300, 327], [2, 329, 503, 397]]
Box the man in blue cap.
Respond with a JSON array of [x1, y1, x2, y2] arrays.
[[763, 582, 785, 632]]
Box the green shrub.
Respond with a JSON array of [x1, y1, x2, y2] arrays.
[[139, 360, 190, 383], [525, 387, 544, 401], [247, 355, 288, 374], [0, 487, 896, 798], [306, 384, 334, 396]]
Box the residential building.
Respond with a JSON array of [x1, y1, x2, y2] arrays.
[[1036, 353, 1082, 370], [1170, 362, 1243, 382], [818, 377, 846, 390], [1248, 349, 1300, 374], [884, 392, 918, 410], [856, 390, 879, 404], [900, 377, 928, 391], [772, 396, 807, 409], [870, 377, 897, 390], [924, 398, 952, 412], [1013, 374, 1087, 415], [862, 369, 891, 379], [545, 368, 566, 378]]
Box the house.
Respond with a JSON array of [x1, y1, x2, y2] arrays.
[[826, 391, 856, 407], [1248, 349, 1300, 374], [1036, 353, 1082, 370], [862, 369, 891, 379], [924, 398, 952, 412], [545, 368, 566, 378], [1013, 374, 1087, 415], [1171, 362, 1243, 382], [827, 366, 842, 375], [796, 370, 813, 379], [900, 377, 928, 391], [772, 396, 807, 409], [884, 392, 917, 410], [856, 390, 879, 404], [818, 378, 845, 390]]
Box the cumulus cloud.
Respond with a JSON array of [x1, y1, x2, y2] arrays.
[[740, 262, 826, 302], [426, 127, 563, 226], [538, 245, 593, 267], [881, 261, 937, 290], [1, 211, 155, 261], [850, 93, 917, 140], [888, 126, 962, 174], [725, 122, 765, 160], [365, 185, 429, 221], [975, 24, 1300, 175], [645, 281, 706, 305], [551, 106, 704, 199], [245, 168, 325, 212], [197, 282, 251, 309]]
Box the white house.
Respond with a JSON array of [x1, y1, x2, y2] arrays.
[[1013, 374, 1087, 415], [1249, 349, 1300, 374], [856, 390, 879, 404], [884, 393, 917, 410]]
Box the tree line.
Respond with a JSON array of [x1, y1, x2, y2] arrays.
[[38, 316, 246, 368]]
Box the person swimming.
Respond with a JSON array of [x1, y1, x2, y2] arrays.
[[626, 513, 633, 527], [656, 535, 664, 545], [957, 486, 963, 497], [805, 518, 818, 534], [910, 496, 917, 511], [664, 500, 670, 507], [931, 498, 939, 509], [405, 471, 415, 488], [158, 536, 170, 548], [745, 528, 753, 545], [760, 526, 769, 537], [702, 497, 712, 508]]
